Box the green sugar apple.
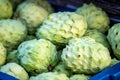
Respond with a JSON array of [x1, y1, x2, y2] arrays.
[[36, 12, 87, 48], [7, 50, 19, 64], [70, 74, 90, 80], [84, 29, 111, 51], [110, 58, 120, 67], [14, 1, 49, 34], [107, 23, 120, 59], [53, 62, 72, 77], [62, 36, 111, 74], [29, 72, 69, 80], [18, 39, 58, 75], [27, 0, 54, 14], [0, 19, 27, 52], [0, 42, 7, 66], [76, 3, 110, 33], [0, 63, 29, 80], [0, 0, 13, 19]]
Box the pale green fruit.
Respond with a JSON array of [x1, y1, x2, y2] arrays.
[[7, 50, 19, 64], [0, 0, 13, 19], [27, 0, 54, 14], [29, 72, 69, 80], [76, 3, 110, 33], [107, 23, 120, 59], [110, 58, 120, 67], [62, 36, 111, 74], [0, 19, 27, 52], [53, 62, 72, 77], [18, 39, 58, 75], [70, 74, 90, 80], [0, 42, 7, 66], [36, 12, 87, 48], [0, 63, 29, 80], [84, 29, 111, 51], [14, 1, 49, 34]]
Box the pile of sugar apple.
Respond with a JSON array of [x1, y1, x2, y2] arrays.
[[0, 0, 120, 80]]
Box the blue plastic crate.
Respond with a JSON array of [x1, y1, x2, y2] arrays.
[[0, 72, 18, 80], [89, 62, 120, 80]]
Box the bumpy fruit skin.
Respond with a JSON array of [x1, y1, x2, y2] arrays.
[[27, 0, 54, 13], [0, 42, 6, 66], [0, 63, 29, 80], [0, 20, 27, 52], [53, 62, 72, 77], [7, 50, 19, 64], [70, 74, 90, 80], [0, 0, 13, 19], [107, 23, 120, 59], [62, 36, 111, 74], [29, 72, 69, 80], [110, 58, 120, 67], [84, 29, 111, 51], [36, 12, 87, 48], [18, 39, 58, 75], [14, 1, 48, 34], [76, 3, 110, 33]]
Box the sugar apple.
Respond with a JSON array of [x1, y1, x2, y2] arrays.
[[53, 62, 72, 77], [27, 0, 54, 14], [0, 0, 13, 19], [36, 12, 87, 49], [18, 39, 58, 75], [70, 74, 90, 80], [107, 23, 120, 59], [7, 50, 19, 64], [0, 63, 29, 80], [76, 3, 110, 33], [0, 19, 27, 52], [0, 42, 7, 66], [61, 36, 111, 74], [110, 58, 120, 67], [29, 72, 69, 80], [14, 1, 49, 34], [84, 29, 111, 51]]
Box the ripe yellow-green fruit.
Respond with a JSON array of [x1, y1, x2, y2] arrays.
[[0, 42, 6, 66], [62, 36, 111, 74], [0, 0, 13, 19], [27, 0, 54, 14], [76, 3, 110, 33], [14, 1, 48, 34], [84, 29, 111, 51], [18, 39, 58, 75], [36, 12, 87, 49], [0, 19, 27, 52], [107, 23, 120, 59]]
